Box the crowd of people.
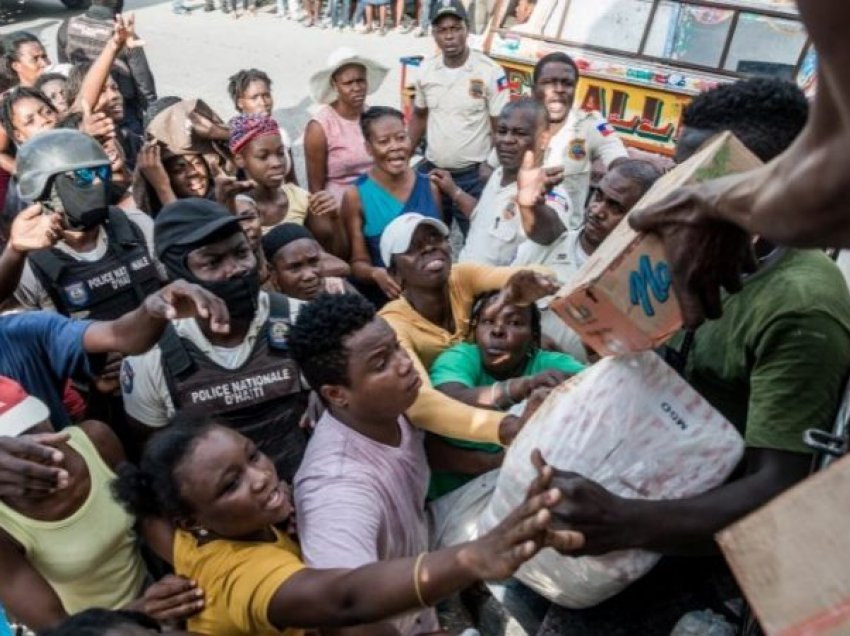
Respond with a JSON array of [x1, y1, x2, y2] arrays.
[[0, 0, 849, 634], [173, 0, 454, 35]]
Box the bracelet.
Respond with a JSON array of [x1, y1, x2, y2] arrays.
[[413, 552, 428, 607], [451, 186, 462, 202]]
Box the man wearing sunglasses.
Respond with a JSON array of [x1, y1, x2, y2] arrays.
[[11, 129, 161, 321], [8, 129, 163, 440]]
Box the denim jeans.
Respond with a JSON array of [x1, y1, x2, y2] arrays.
[[329, 0, 351, 25], [416, 160, 485, 237], [276, 0, 301, 16], [352, 0, 365, 24], [418, 0, 431, 24]]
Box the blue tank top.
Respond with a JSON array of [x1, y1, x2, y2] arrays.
[[356, 171, 441, 267]]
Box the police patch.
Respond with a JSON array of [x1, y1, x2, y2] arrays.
[[469, 79, 485, 99], [567, 138, 587, 160], [63, 282, 89, 308], [268, 319, 291, 350]]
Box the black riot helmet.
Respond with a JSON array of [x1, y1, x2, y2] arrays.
[[17, 129, 112, 231]]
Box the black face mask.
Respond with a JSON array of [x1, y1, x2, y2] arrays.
[[51, 174, 109, 231], [161, 244, 261, 323], [199, 273, 260, 323]]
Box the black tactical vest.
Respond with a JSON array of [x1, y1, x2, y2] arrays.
[[159, 293, 309, 484], [28, 208, 162, 321]]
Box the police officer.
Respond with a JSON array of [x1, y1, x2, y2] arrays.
[[13, 129, 161, 321], [533, 52, 629, 230], [120, 198, 309, 483], [409, 0, 510, 237]]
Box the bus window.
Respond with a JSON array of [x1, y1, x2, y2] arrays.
[[644, 2, 735, 68], [558, 0, 654, 53], [723, 13, 807, 77]]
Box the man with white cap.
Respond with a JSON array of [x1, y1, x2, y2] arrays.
[[377, 212, 559, 447], [304, 48, 389, 206], [409, 0, 510, 237]]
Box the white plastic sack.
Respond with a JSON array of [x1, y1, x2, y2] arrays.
[[477, 352, 745, 609]]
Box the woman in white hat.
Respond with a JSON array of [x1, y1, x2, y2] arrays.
[[304, 48, 389, 207]]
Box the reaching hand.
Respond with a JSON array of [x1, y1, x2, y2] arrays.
[[543, 465, 633, 556], [214, 174, 256, 212], [81, 100, 116, 141], [629, 184, 756, 327], [9, 204, 64, 253], [0, 433, 70, 497], [372, 268, 402, 299], [137, 142, 171, 189], [308, 190, 338, 218], [490, 270, 560, 317], [516, 150, 564, 208], [112, 13, 145, 50], [144, 280, 230, 333], [429, 169, 457, 196], [464, 449, 584, 581], [130, 575, 204, 622]]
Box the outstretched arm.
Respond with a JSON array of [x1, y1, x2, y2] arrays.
[[83, 279, 229, 355], [270, 454, 581, 630]]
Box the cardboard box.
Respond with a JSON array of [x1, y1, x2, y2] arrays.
[[716, 455, 850, 636], [549, 132, 763, 356]]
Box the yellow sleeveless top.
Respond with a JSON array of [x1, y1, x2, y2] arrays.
[[0, 427, 147, 614]]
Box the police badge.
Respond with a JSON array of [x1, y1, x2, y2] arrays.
[[63, 282, 89, 307], [268, 319, 291, 350], [567, 138, 587, 161], [469, 79, 485, 99]]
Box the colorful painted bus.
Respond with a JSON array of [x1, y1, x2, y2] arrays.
[[401, 0, 814, 157]]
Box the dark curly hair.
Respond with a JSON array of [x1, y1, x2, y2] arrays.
[[111, 413, 217, 522], [360, 105, 404, 143], [228, 68, 272, 111], [289, 292, 376, 392], [39, 609, 161, 636], [682, 77, 808, 162], [470, 290, 542, 348], [0, 85, 56, 146], [532, 51, 579, 85]]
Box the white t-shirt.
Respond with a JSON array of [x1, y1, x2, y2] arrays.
[[120, 292, 271, 428], [545, 109, 628, 230], [513, 230, 589, 362], [294, 411, 438, 636], [14, 208, 161, 312], [459, 167, 570, 266]]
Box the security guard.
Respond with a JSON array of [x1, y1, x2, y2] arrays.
[[533, 52, 628, 230], [120, 198, 309, 483], [409, 0, 510, 236], [14, 129, 161, 321]]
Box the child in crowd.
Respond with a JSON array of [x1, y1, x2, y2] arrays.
[[230, 113, 346, 255], [227, 68, 298, 184], [261, 222, 352, 318]]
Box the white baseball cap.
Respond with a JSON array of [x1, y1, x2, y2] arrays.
[[0, 376, 50, 437], [380, 213, 450, 267]]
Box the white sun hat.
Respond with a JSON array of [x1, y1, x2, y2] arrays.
[[309, 47, 390, 105]]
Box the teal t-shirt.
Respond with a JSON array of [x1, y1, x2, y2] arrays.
[[680, 249, 850, 454], [428, 342, 584, 498]]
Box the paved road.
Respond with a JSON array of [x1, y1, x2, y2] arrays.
[[1, 0, 433, 181]]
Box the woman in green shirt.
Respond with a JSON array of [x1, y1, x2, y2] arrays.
[[428, 291, 584, 498]]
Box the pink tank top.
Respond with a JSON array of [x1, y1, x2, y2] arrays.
[[312, 105, 373, 203]]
